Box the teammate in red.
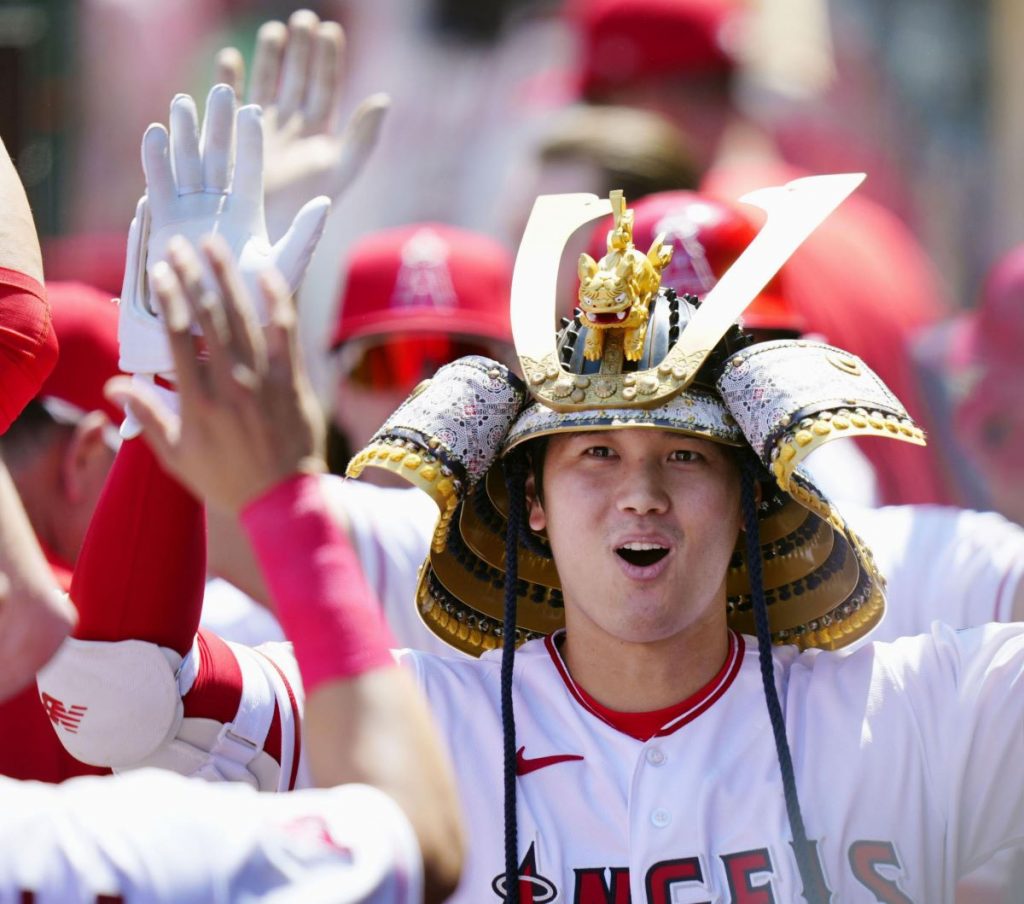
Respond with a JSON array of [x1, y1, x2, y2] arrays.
[[565, 0, 953, 506], [0, 283, 119, 782], [328, 222, 515, 474], [914, 244, 1024, 522], [0, 188, 462, 903]]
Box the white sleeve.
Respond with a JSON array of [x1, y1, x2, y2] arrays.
[[200, 576, 286, 646], [878, 624, 1024, 874], [845, 504, 1024, 642], [320, 476, 464, 658], [0, 771, 421, 903], [788, 624, 1024, 879]]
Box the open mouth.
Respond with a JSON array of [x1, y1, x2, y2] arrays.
[[616, 542, 670, 568], [584, 310, 628, 324]]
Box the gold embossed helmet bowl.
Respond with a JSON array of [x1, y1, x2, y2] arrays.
[[347, 180, 926, 657]]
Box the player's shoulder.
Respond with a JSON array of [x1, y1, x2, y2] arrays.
[[782, 621, 1024, 685], [398, 636, 550, 691], [320, 474, 437, 523], [852, 502, 1024, 552]]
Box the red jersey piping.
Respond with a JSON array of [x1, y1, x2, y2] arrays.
[[544, 630, 744, 741]]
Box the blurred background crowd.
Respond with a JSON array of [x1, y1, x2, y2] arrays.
[[1, 0, 1022, 532]]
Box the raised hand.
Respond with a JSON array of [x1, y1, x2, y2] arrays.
[[214, 9, 389, 240], [108, 236, 325, 513], [118, 85, 331, 385]]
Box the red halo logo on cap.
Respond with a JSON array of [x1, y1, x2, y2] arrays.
[[389, 229, 457, 312], [654, 207, 720, 296]]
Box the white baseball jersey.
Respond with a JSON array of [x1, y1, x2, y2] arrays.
[[845, 504, 1024, 904], [402, 622, 1024, 903], [846, 504, 1024, 642], [0, 770, 420, 903], [200, 576, 286, 647], [39, 495, 1024, 901], [320, 476, 464, 658]]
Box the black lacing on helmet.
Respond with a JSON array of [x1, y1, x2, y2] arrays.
[[499, 454, 526, 904], [740, 458, 825, 903]]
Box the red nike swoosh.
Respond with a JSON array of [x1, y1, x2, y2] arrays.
[[515, 745, 585, 776]]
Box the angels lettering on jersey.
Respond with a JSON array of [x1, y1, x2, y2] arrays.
[[490, 839, 913, 903]]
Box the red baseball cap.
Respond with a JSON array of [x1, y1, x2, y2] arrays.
[[39, 282, 123, 425], [567, 0, 745, 100], [585, 190, 805, 334], [330, 224, 514, 350]]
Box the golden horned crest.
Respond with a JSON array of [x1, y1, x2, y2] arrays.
[[577, 190, 674, 361]]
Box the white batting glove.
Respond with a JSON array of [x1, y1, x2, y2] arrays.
[[117, 84, 330, 438], [215, 9, 389, 241]]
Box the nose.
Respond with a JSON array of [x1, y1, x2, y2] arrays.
[[616, 458, 671, 516]]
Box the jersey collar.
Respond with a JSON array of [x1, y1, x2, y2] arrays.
[[544, 629, 744, 741]]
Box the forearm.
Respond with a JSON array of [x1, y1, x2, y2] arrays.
[[0, 457, 73, 699], [72, 438, 205, 655], [205, 505, 273, 607], [304, 670, 463, 903], [241, 473, 463, 900], [0, 135, 43, 284]]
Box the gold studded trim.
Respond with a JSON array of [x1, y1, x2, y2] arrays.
[[770, 408, 926, 491], [716, 340, 927, 492], [347, 439, 462, 516], [726, 516, 834, 595], [728, 562, 886, 652], [521, 348, 712, 412]]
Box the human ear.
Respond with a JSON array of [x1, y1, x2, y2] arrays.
[[525, 472, 547, 532], [61, 413, 114, 504]]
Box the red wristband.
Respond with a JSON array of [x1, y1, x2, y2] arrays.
[[240, 474, 397, 694]]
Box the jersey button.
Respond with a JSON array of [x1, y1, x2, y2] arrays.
[[651, 808, 672, 828], [645, 747, 666, 766]]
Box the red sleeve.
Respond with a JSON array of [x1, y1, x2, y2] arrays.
[[71, 438, 206, 656], [0, 267, 58, 433]]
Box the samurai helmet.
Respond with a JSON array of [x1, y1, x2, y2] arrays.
[[348, 181, 925, 656]]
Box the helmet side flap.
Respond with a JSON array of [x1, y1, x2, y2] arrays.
[[346, 356, 526, 527], [716, 340, 927, 493]]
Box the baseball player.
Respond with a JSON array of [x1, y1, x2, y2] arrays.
[[0, 128, 461, 904], [84, 173, 1024, 904], [0, 132, 77, 707], [1, 453, 421, 902], [0, 434, 460, 903], [0, 771, 426, 903]]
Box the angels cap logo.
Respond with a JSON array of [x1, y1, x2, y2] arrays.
[[389, 228, 457, 311], [655, 207, 719, 297], [491, 842, 558, 903]]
